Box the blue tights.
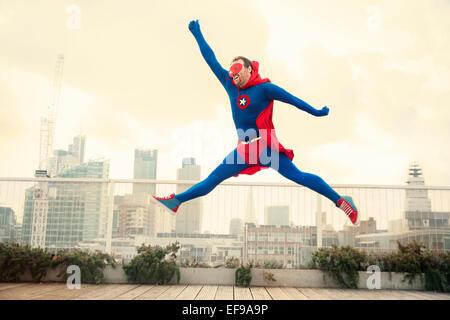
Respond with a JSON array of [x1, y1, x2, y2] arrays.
[[175, 147, 341, 205]]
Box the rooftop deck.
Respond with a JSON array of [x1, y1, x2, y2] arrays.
[[0, 283, 449, 300]]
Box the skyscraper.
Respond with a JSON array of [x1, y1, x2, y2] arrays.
[[49, 149, 79, 176], [133, 149, 157, 196], [175, 157, 202, 234], [68, 135, 86, 165], [22, 159, 110, 250], [0, 204, 16, 243], [49, 135, 86, 177], [405, 163, 432, 212]]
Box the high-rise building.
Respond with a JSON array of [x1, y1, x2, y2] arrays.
[[22, 159, 110, 250], [264, 205, 290, 226], [133, 149, 157, 196], [0, 204, 16, 243], [405, 163, 431, 212], [114, 193, 161, 238], [68, 135, 86, 164], [175, 157, 202, 234], [48, 135, 86, 177], [401, 163, 450, 250], [49, 150, 80, 176], [357, 163, 450, 252]]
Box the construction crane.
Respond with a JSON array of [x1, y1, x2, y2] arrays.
[[37, 54, 65, 177], [32, 54, 64, 249]]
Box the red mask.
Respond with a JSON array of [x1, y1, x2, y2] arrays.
[[229, 62, 243, 77]]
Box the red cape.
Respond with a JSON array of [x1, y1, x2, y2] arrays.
[[233, 61, 294, 177]]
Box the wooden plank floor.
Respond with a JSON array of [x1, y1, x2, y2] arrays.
[[0, 283, 448, 300], [195, 285, 218, 300], [214, 285, 234, 300]]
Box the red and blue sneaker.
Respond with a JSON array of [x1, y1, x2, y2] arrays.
[[151, 193, 181, 216], [337, 196, 360, 226]]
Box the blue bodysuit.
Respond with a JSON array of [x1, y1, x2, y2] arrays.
[[174, 25, 341, 206]]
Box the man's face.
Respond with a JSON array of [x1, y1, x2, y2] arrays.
[[229, 59, 252, 87]]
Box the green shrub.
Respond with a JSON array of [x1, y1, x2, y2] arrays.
[[0, 243, 53, 282], [29, 246, 54, 282], [310, 244, 366, 288], [0, 243, 116, 284], [309, 241, 449, 292], [123, 242, 180, 285], [422, 250, 449, 292], [235, 263, 252, 287], [380, 241, 449, 291], [52, 249, 116, 284]]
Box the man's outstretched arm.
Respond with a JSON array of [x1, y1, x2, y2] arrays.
[[189, 20, 228, 86], [264, 82, 329, 117]]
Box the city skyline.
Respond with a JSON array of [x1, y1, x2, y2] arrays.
[[1, 158, 449, 262], [2, 158, 449, 236], [1, 0, 449, 187]]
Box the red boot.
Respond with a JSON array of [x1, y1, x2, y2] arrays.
[[151, 193, 181, 215], [337, 196, 359, 226]]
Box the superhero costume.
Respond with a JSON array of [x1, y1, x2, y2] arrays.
[[152, 20, 359, 226]]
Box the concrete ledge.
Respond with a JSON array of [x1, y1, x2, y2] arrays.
[[103, 265, 128, 284], [19, 265, 66, 282], [18, 266, 425, 290], [177, 268, 236, 285], [250, 269, 424, 290]]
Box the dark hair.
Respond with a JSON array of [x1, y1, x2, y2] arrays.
[[232, 56, 252, 69]]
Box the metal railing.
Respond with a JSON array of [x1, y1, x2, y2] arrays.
[[1, 177, 449, 266]]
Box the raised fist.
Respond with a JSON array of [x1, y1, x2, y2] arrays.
[[188, 19, 200, 34]]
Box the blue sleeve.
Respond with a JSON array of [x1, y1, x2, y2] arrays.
[[264, 83, 319, 116], [191, 29, 228, 87]]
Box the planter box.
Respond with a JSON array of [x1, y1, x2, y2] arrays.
[[250, 269, 425, 290], [17, 266, 425, 290], [177, 268, 236, 285], [18, 265, 126, 284], [19, 265, 66, 283]]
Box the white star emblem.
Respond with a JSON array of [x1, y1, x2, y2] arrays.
[[239, 98, 247, 106]]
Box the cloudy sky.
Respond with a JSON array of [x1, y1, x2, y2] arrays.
[[1, 0, 449, 186]]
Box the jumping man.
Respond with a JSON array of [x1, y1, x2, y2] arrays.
[[152, 20, 360, 226]]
